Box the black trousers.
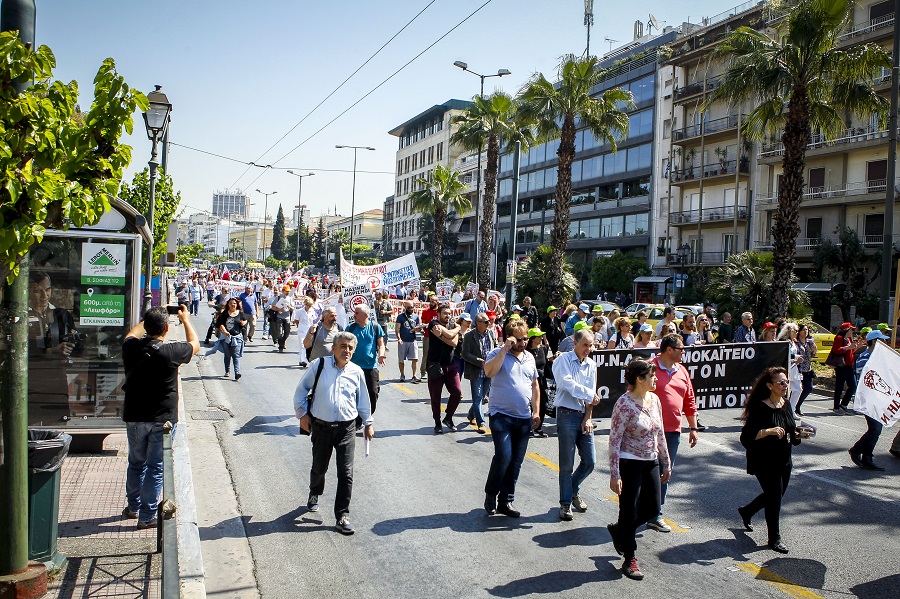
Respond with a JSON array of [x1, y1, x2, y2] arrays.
[[616, 459, 661, 559], [310, 419, 356, 520], [833, 365, 856, 409], [273, 318, 290, 350], [743, 462, 792, 543]]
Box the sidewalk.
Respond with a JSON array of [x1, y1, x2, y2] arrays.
[[46, 433, 161, 598]]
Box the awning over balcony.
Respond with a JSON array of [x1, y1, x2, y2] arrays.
[[634, 276, 673, 284]]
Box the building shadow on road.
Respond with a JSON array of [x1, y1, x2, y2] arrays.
[[371, 508, 546, 536], [232, 415, 298, 437], [532, 525, 611, 549], [761, 557, 828, 590], [253, 364, 300, 370], [375, 426, 436, 438], [850, 573, 900, 598], [485, 556, 621, 596]]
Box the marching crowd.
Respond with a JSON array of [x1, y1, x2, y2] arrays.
[[169, 268, 897, 581]]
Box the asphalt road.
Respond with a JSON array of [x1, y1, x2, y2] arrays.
[[186, 314, 900, 599]]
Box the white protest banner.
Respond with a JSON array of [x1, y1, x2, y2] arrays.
[[343, 283, 373, 312], [340, 249, 420, 289], [855, 341, 900, 427]]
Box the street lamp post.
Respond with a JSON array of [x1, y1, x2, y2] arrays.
[[241, 201, 254, 264], [255, 189, 277, 261], [677, 243, 691, 304], [141, 85, 172, 316], [287, 170, 315, 266], [453, 61, 511, 285], [336, 145, 375, 263]]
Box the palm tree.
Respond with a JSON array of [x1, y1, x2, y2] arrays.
[[450, 91, 534, 292], [409, 164, 472, 285], [517, 55, 632, 306], [706, 251, 810, 320], [705, 0, 890, 317]]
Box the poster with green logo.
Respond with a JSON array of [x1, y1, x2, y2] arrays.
[[80, 290, 126, 326], [81, 242, 126, 285]]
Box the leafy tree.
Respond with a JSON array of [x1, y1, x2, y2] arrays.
[[0, 33, 147, 282], [515, 245, 579, 310], [451, 92, 534, 291], [706, 251, 810, 321], [416, 212, 459, 259], [119, 167, 182, 270], [813, 226, 881, 320], [176, 242, 204, 268], [706, 0, 890, 317], [270, 204, 287, 260], [409, 164, 472, 285], [590, 252, 651, 294], [517, 55, 632, 306]]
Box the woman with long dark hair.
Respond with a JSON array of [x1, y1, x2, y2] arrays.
[[829, 322, 865, 414], [216, 298, 248, 380], [793, 324, 817, 416], [738, 367, 811, 554]]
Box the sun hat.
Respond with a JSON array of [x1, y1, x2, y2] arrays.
[[573, 321, 590, 332], [527, 327, 546, 338]]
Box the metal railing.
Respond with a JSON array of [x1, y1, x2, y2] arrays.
[[598, 50, 658, 85], [670, 158, 750, 182], [838, 13, 894, 41], [669, 205, 749, 225], [757, 179, 888, 204], [673, 75, 724, 101], [666, 250, 736, 266], [759, 125, 891, 157], [159, 421, 179, 598], [672, 114, 745, 141]]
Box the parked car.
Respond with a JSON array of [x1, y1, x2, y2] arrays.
[[624, 302, 654, 317], [645, 305, 686, 333], [581, 300, 624, 315], [806, 321, 835, 363]]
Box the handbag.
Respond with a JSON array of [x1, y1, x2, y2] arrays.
[[824, 351, 844, 368], [299, 358, 326, 436], [545, 376, 557, 419]]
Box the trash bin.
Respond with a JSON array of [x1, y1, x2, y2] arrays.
[[28, 429, 71, 570]]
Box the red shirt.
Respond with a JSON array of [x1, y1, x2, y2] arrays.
[[650, 355, 697, 433], [831, 334, 855, 366], [421, 308, 438, 337]]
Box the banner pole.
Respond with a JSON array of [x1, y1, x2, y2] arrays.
[[893, 257, 900, 348]]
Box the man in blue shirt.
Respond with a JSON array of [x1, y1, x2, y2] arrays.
[[465, 290, 488, 321], [482, 320, 540, 518], [565, 304, 590, 336], [849, 330, 888, 471], [395, 301, 422, 383], [346, 305, 386, 421], [239, 284, 258, 342]]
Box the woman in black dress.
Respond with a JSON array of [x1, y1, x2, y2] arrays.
[[526, 328, 550, 437], [738, 367, 811, 554]]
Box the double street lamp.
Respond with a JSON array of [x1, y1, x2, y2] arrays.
[[141, 85, 172, 316], [453, 61, 511, 284], [336, 145, 375, 263], [287, 170, 314, 266], [255, 188, 277, 261]]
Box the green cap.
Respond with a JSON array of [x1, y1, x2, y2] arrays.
[[508, 313, 521, 320], [547, 305, 558, 313], [527, 327, 546, 338], [592, 305, 604, 312], [877, 322, 892, 331], [860, 327, 872, 335], [573, 321, 590, 332]]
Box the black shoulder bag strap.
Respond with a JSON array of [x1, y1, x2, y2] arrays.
[[301, 358, 327, 436]]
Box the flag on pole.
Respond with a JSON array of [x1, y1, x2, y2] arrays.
[[221, 264, 230, 280], [855, 341, 900, 428]]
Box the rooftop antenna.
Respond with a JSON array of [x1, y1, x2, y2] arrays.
[[604, 37, 621, 53], [584, 0, 594, 57], [647, 13, 660, 34]]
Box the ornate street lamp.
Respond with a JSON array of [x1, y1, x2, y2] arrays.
[[141, 85, 172, 315]]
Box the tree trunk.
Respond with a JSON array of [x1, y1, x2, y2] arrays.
[[548, 115, 577, 306], [433, 207, 445, 286], [771, 87, 810, 318], [479, 135, 500, 292]]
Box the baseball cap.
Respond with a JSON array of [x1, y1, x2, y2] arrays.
[[508, 313, 521, 320], [547, 305, 558, 313], [877, 322, 892, 332], [762, 321, 777, 330], [512, 305, 522, 311], [840, 322, 855, 330], [577, 303, 589, 312], [282, 285, 291, 292], [592, 305, 604, 313], [639, 323, 653, 333], [527, 327, 546, 338], [458, 313, 472, 322], [573, 321, 590, 332], [860, 326, 872, 335], [867, 330, 889, 341]]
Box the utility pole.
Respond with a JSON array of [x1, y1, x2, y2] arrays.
[[879, 0, 900, 322], [0, 0, 43, 588], [505, 142, 521, 307]]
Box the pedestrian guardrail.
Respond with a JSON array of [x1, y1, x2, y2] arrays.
[[158, 421, 180, 598]]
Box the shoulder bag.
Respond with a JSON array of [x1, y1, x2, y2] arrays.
[[299, 358, 327, 436]]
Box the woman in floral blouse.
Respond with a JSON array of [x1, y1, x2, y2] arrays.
[[607, 358, 671, 581], [793, 324, 818, 416]]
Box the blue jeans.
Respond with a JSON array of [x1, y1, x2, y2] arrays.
[[851, 415, 884, 459], [223, 335, 244, 374], [467, 374, 492, 426], [484, 412, 531, 504], [125, 422, 166, 523], [190, 299, 200, 315], [658, 431, 681, 517], [556, 407, 596, 505]]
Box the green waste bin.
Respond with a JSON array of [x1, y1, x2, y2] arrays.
[[28, 429, 71, 572]]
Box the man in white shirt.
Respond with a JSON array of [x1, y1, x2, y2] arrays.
[[551, 329, 601, 521], [294, 332, 374, 535]]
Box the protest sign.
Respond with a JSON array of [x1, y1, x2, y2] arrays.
[[340, 249, 420, 289], [855, 341, 900, 427], [588, 342, 790, 418], [343, 283, 374, 312], [436, 281, 454, 301], [465, 281, 478, 295]]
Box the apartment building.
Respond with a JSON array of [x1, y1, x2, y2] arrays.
[[755, 0, 897, 281], [387, 99, 472, 255], [382, 195, 394, 255], [326, 209, 384, 251], [212, 189, 251, 218]]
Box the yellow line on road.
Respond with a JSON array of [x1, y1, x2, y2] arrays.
[[394, 384, 415, 395], [736, 563, 825, 599]]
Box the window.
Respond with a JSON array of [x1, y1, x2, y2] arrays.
[[723, 234, 736, 259], [629, 75, 655, 104], [420, 149, 426, 166], [865, 214, 884, 238], [628, 110, 653, 138], [627, 144, 651, 170], [436, 142, 443, 161], [499, 178, 513, 197], [397, 160, 402, 175], [806, 217, 822, 240], [500, 153, 512, 172], [808, 167, 825, 194], [663, 119, 671, 139], [602, 215, 624, 237], [428, 146, 434, 164], [545, 167, 557, 189], [405, 156, 410, 173], [625, 213, 648, 235], [871, 0, 893, 20], [412, 153, 418, 171], [605, 150, 626, 175], [498, 201, 512, 217]]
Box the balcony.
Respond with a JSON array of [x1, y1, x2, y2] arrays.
[[756, 179, 889, 207], [673, 75, 723, 102], [838, 13, 894, 42], [672, 114, 746, 142], [759, 125, 891, 158], [669, 205, 749, 226], [666, 251, 735, 266], [755, 235, 895, 252], [670, 158, 750, 184]]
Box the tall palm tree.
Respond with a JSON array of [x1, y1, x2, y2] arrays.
[[517, 55, 632, 306], [706, 0, 890, 317], [409, 164, 472, 285], [450, 91, 534, 292]]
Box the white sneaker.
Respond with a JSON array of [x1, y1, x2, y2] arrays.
[[646, 517, 671, 533], [572, 494, 588, 512]]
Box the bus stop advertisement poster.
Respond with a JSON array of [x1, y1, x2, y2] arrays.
[[27, 237, 138, 428], [590, 342, 790, 418]]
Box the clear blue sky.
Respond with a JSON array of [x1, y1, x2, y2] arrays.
[[40, 0, 730, 222]]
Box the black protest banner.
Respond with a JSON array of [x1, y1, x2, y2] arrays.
[[589, 342, 790, 418]]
